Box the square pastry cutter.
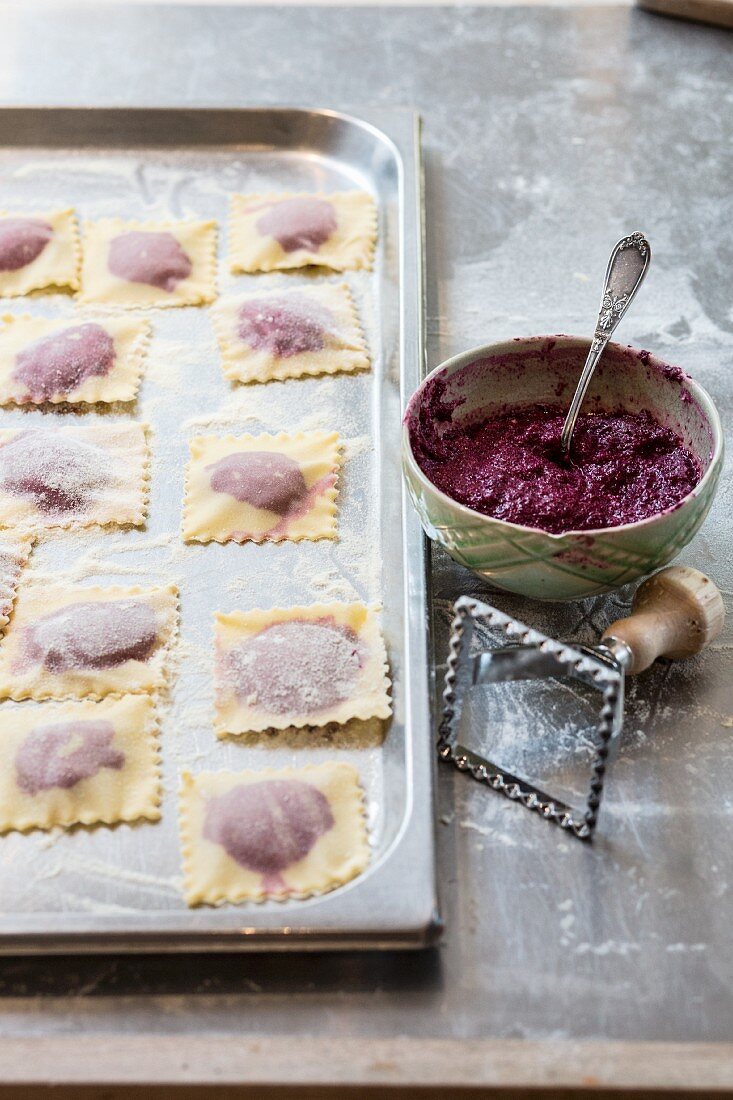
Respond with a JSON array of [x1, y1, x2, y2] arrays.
[[438, 566, 724, 839]]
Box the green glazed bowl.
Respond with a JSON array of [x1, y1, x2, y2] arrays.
[[402, 335, 723, 601]]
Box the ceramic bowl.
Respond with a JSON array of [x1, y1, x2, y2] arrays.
[[402, 335, 723, 601]]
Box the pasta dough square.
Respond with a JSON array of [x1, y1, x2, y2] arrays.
[[0, 313, 150, 405], [213, 601, 391, 736], [229, 192, 376, 273], [0, 209, 81, 297], [0, 582, 178, 702], [179, 762, 369, 905], [0, 695, 161, 833], [0, 422, 149, 531], [0, 531, 32, 634], [79, 218, 217, 308], [182, 431, 341, 545], [211, 282, 369, 384]]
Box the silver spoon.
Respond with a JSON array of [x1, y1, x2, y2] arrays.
[[560, 232, 652, 457]]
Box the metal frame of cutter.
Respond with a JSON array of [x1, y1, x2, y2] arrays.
[[438, 596, 625, 840]]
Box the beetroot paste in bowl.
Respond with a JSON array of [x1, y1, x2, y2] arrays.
[[401, 336, 722, 599], [405, 337, 718, 537], [410, 385, 702, 535]]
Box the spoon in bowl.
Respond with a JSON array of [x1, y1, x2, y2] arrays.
[[560, 232, 652, 457]]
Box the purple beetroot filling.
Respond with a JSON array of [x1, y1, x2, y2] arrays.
[[107, 230, 192, 291], [15, 719, 124, 795], [256, 197, 337, 253], [207, 451, 308, 515], [0, 218, 53, 272], [0, 430, 110, 514], [24, 599, 158, 673], [203, 779, 334, 877], [237, 294, 329, 358], [13, 323, 116, 401], [410, 385, 702, 534], [225, 618, 363, 716]]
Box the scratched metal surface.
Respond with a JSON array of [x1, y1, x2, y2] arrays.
[[0, 1, 730, 1043]]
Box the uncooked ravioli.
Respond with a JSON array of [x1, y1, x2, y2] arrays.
[[178, 762, 370, 905], [79, 218, 216, 308], [182, 431, 341, 544], [0, 209, 80, 296], [229, 191, 376, 273], [210, 282, 369, 384], [0, 696, 161, 833], [0, 423, 149, 531], [0, 583, 178, 702], [0, 430, 110, 514], [212, 601, 391, 736]]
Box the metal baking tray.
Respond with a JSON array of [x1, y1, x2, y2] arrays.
[[0, 107, 438, 952]]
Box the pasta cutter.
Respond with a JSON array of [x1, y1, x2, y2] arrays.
[[438, 566, 725, 839]]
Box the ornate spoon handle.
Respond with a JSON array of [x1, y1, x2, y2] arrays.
[[560, 232, 651, 456]]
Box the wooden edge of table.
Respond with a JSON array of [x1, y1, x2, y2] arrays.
[[637, 0, 733, 28], [0, 1036, 731, 1095]]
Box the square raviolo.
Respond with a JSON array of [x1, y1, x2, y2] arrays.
[[182, 431, 341, 545], [0, 313, 150, 405], [0, 209, 81, 297], [179, 762, 369, 905], [79, 218, 217, 308], [213, 601, 391, 736], [0, 695, 161, 833], [0, 582, 178, 702], [229, 192, 376, 273], [211, 282, 369, 384], [0, 422, 149, 531]]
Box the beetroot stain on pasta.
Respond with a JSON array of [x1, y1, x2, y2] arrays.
[[0, 430, 111, 514], [208, 451, 308, 515], [225, 618, 363, 716], [257, 197, 336, 253], [13, 323, 116, 401], [237, 294, 329, 358], [108, 230, 192, 291], [0, 218, 53, 272], [24, 599, 158, 673], [203, 779, 334, 887], [15, 720, 124, 795]]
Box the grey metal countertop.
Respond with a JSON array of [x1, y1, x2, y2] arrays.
[[0, 0, 731, 1052]]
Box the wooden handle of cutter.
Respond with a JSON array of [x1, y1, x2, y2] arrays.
[[637, 0, 733, 31], [601, 566, 725, 675]]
